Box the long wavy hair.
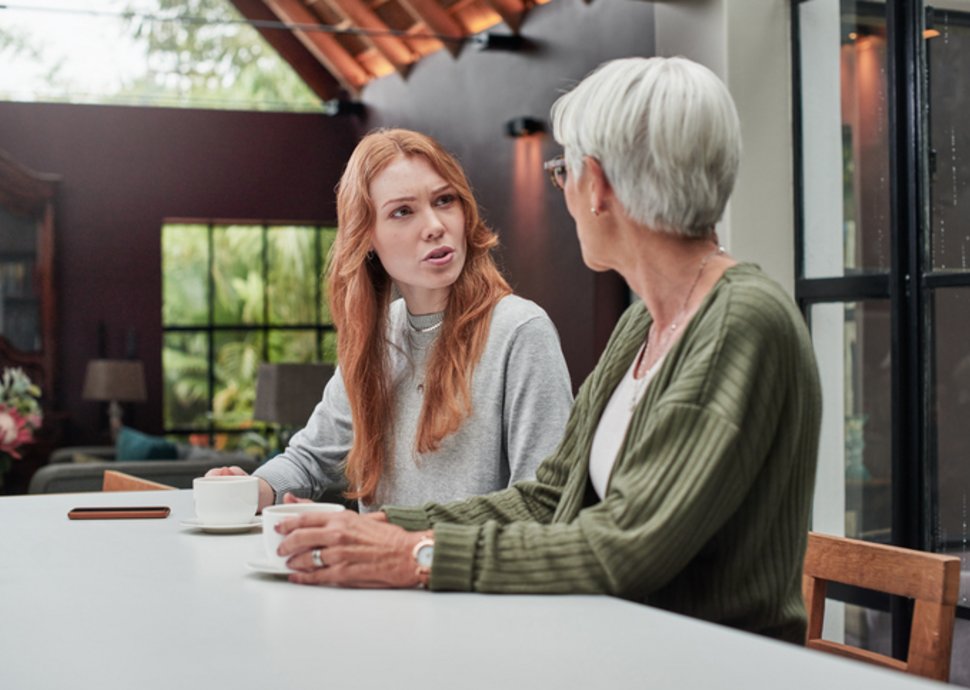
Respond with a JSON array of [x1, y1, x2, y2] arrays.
[[328, 129, 512, 503]]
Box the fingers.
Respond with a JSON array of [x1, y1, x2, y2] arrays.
[[282, 493, 313, 504], [363, 511, 388, 522], [276, 509, 353, 535], [204, 466, 248, 477]]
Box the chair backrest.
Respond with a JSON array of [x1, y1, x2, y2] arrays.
[[802, 531, 960, 682], [102, 469, 176, 492]]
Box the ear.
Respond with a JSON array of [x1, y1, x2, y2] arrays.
[[583, 156, 614, 214]]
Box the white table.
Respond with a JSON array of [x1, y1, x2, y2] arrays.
[[0, 491, 944, 689]]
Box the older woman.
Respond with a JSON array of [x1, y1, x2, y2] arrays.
[[274, 58, 821, 643]]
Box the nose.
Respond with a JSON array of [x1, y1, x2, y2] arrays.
[[421, 208, 446, 242]]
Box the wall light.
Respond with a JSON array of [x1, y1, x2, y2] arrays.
[[471, 32, 526, 51], [323, 98, 365, 117], [505, 117, 544, 138]]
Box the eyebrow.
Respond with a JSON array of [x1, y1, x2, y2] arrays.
[[380, 184, 455, 211]]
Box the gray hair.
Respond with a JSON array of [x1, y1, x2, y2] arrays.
[[550, 56, 741, 238]]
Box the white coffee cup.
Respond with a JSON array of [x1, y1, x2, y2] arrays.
[[262, 503, 346, 569], [192, 476, 259, 526]]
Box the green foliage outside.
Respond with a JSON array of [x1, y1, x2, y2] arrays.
[[121, 0, 324, 111], [162, 223, 337, 444], [0, 0, 323, 112]]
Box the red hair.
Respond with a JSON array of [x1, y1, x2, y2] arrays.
[[328, 129, 512, 503]]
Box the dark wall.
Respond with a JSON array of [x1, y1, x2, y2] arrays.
[[0, 0, 654, 446], [361, 0, 655, 383], [0, 102, 360, 443]]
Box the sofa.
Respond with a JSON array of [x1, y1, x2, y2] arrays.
[[28, 431, 260, 494]]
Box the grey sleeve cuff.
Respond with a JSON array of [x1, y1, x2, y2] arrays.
[[253, 462, 316, 504]]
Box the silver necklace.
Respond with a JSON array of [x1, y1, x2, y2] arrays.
[[407, 313, 444, 334], [630, 244, 724, 411]]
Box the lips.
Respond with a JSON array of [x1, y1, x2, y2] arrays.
[[424, 246, 455, 264]]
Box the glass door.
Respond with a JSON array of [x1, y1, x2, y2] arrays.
[[794, 0, 970, 679]]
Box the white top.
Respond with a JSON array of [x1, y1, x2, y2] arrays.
[[589, 345, 665, 498], [0, 490, 942, 690]]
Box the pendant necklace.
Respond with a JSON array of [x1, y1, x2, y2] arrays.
[[407, 311, 444, 395], [629, 244, 725, 411]]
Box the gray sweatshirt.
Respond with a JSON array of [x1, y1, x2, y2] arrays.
[[254, 295, 573, 512]]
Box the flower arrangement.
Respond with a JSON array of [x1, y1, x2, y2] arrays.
[[0, 367, 43, 474]]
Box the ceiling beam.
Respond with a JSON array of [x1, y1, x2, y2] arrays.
[[229, 0, 343, 100], [481, 0, 527, 33], [323, 0, 417, 77], [263, 0, 372, 94], [397, 0, 468, 57]]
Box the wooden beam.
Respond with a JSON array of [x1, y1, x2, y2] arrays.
[[263, 0, 372, 94], [228, 0, 342, 101], [324, 0, 417, 77], [397, 0, 467, 57], [481, 0, 527, 33]]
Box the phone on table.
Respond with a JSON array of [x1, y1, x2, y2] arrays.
[[68, 506, 171, 520]]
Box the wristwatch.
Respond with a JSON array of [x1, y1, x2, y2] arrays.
[[412, 535, 434, 588]]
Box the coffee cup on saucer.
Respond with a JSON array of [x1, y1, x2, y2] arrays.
[[262, 503, 345, 569], [192, 476, 259, 526]]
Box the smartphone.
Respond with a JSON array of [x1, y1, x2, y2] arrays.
[[68, 506, 171, 520]]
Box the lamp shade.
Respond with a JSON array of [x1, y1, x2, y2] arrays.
[[82, 359, 147, 402], [253, 363, 335, 427]]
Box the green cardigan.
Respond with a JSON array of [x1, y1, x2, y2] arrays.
[[384, 264, 821, 642]]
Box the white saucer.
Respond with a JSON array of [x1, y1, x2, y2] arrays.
[[180, 517, 261, 534], [246, 558, 294, 576]]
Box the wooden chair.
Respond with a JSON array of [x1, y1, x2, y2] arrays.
[[102, 469, 176, 492], [802, 531, 960, 682]]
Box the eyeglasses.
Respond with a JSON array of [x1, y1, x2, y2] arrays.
[[543, 156, 567, 190]]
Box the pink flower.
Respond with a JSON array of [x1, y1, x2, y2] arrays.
[[0, 404, 34, 460]]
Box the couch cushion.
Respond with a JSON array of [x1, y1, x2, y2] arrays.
[[116, 427, 179, 461], [72, 452, 108, 464]]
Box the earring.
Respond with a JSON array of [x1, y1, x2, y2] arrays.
[[366, 250, 375, 260], [590, 207, 599, 216]]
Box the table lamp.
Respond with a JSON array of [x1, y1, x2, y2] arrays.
[[82, 359, 147, 439], [253, 363, 335, 448]]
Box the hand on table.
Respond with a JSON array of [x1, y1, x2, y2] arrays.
[[276, 510, 428, 588]]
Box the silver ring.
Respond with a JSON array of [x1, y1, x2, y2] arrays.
[[311, 548, 324, 568]]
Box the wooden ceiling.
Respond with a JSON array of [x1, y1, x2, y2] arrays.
[[229, 0, 551, 101]]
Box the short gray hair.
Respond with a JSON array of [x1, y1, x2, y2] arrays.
[[550, 57, 741, 238]]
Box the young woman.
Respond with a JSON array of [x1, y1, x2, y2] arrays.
[[210, 129, 573, 513]]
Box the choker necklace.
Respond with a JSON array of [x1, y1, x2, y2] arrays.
[[407, 312, 444, 334], [630, 243, 725, 411]]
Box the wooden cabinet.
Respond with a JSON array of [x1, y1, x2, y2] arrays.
[[0, 149, 60, 493]]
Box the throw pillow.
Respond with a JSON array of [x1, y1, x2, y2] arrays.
[[115, 427, 179, 461]]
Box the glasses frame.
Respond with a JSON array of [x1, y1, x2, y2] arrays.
[[543, 156, 567, 190]]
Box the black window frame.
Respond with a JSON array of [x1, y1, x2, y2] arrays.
[[161, 220, 337, 443]]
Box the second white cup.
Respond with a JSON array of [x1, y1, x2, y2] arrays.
[[262, 503, 346, 569], [193, 475, 259, 526]]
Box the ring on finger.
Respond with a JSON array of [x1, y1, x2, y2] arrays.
[[311, 548, 324, 569]]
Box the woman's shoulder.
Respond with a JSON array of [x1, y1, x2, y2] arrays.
[[715, 264, 804, 330], [490, 294, 554, 329]]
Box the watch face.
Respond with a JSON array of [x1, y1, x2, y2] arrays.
[[416, 543, 434, 568]]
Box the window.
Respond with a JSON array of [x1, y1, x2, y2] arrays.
[[794, 0, 970, 671], [0, 0, 323, 112], [161, 222, 337, 446]]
